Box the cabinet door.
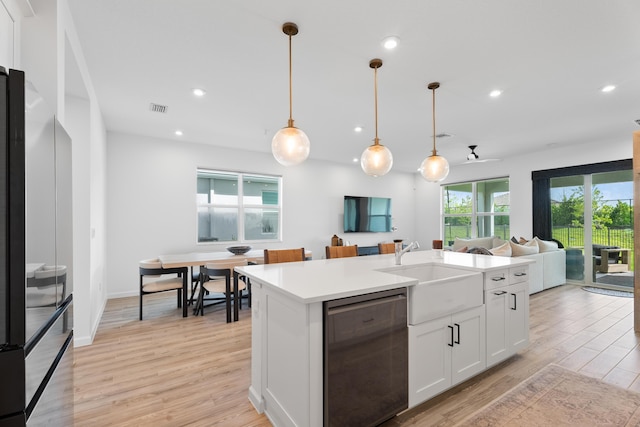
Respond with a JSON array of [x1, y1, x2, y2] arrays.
[[451, 306, 486, 385], [485, 288, 509, 367], [408, 316, 452, 407], [507, 282, 529, 352]]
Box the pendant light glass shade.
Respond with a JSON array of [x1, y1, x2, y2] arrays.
[[361, 140, 393, 177], [420, 154, 449, 181], [420, 82, 449, 182], [272, 22, 310, 166], [361, 59, 393, 177], [272, 123, 310, 166]]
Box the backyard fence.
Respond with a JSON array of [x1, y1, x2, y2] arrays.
[[552, 226, 634, 250]]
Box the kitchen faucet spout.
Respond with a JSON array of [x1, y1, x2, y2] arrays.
[[395, 241, 420, 265]]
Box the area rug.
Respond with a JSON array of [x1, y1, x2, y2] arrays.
[[458, 364, 640, 426], [582, 286, 633, 298], [597, 274, 634, 288]]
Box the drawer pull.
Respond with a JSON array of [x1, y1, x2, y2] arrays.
[[454, 323, 461, 344], [493, 290, 507, 295], [514, 272, 527, 277], [448, 325, 454, 347], [491, 276, 506, 281], [511, 293, 517, 310]]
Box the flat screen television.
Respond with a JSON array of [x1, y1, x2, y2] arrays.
[[344, 196, 392, 233]]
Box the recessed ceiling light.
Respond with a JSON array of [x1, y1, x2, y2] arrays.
[[382, 36, 399, 50], [489, 89, 502, 98], [175, 130, 183, 136], [354, 126, 363, 133], [353, 158, 359, 163], [192, 88, 206, 97], [601, 85, 616, 93]]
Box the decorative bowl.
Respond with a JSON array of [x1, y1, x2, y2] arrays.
[[226, 245, 252, 255]]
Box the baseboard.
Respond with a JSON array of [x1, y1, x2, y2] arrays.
[[107, 290, 138, 299], [249, 386, 264, 413], [74, 297, 107, 347]]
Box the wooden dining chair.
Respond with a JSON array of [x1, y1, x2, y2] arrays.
[[378, 243, 396, 255], [139, 259, 188, 320], [264, 248, 306, 264], [325, 245, 359, 259]]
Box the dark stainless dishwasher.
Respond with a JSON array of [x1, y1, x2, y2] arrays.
[[324, 288, 408, 427]]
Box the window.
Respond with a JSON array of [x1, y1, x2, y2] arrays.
[[442, 178, 510, 244], [197, 169, 281, 243]]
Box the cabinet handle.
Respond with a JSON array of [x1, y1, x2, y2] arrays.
[[514, 272, 527, 277], [454, 323, 461, 344], [511, 293, 517, 310], [491, 276, 506, 281], [448, 325, 454, 347], [493, 290, 507, 295]]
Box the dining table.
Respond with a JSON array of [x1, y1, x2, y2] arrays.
[[158, 249, 311, 322], [158, 250, 263, 322]]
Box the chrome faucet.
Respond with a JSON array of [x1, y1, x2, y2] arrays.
[[395, 240, 420, 265]]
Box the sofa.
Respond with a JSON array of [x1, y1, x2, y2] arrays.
[[450, 236, 566, 294]]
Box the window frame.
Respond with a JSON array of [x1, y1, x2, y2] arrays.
[[196, 169, 283, 244], [442, 177, 510, 242]]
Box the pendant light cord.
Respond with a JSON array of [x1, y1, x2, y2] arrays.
[[288, 33, 294, 127], [431, 85, 437, 155], [373, 64, 379, 145]]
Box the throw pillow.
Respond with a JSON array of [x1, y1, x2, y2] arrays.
[[456, 246, 468, 253], [519, 237, 529, 244], [492, 237, 507, 248], [511, 236, 519, 244], [466, 247, 493, 255], [509, 240, 539, 256], [490, 241, 512, 257], [452, 237, 494, 252], [533, 236, 559, 253]]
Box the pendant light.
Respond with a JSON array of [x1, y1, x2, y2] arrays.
[[272, 22, 310, 166], [361, 59, 393, 177], [419, 82, 449, 182]]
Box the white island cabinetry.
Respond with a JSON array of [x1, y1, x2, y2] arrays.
[[485, 267, 530, 367], [237, 251, 532, 427], [408, 305, 486, 407]]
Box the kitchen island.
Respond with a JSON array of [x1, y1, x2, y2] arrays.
[[236, 250, 534, 427]]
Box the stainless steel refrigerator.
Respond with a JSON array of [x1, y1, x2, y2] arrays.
[[0, 67, 74, 426]]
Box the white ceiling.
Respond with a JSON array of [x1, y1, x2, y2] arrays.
[[65, 0, 640, 173]]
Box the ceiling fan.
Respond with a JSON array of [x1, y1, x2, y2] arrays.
[[463, 145, 500, 164]]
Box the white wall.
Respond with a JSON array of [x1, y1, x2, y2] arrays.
[[108, 132, 633, 299], [106, 132, 417, 298], [60, 0, 108, 346], [6, 0, 109, 346], [0, 1, 16, 67]]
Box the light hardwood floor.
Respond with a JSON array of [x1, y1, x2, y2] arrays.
[[74, 285, 640, 426]]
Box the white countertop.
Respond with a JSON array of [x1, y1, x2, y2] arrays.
[[236, 250, 534, 304]]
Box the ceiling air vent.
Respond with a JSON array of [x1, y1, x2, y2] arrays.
[[149, 103, 168, 113], [436, 133, 453, 139], [635, 119, 640, 126]]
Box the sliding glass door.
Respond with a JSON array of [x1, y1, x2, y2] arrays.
[[592, 171, 633, 288], [550, 170, 633, 289]]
